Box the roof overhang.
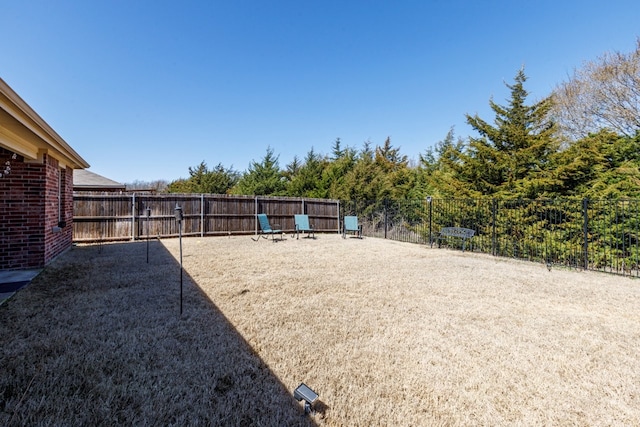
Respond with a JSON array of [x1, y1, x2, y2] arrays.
[[73, 169, 124, 190], [0, 78, 89, 169]]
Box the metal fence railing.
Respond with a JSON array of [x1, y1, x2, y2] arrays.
[[340, 198, 640, 277]]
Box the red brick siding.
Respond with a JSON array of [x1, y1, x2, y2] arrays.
[[0, 147, 74, 270], [43, 156, 73, 264]]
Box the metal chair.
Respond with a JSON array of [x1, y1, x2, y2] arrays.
[[294, 214, 315, 239], [252, 213, 284, 242], [342, 215, 362, 239]]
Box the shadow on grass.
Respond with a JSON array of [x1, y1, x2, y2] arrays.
[[0, 240, 317, 426]]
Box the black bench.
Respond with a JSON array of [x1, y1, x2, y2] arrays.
[[432, 227, 475, 252]]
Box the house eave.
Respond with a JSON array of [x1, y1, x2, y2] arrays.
[[0, 78, 90, 169]]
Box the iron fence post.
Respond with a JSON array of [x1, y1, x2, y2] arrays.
[[636, 200, 639, 276], [583, 198, 589, 270], [492, 199, 497, 256], [384, 199, 388, 239]]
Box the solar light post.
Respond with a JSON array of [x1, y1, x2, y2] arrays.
[[175, 204, 184, 315], [145, 206, 151, 264], [427, 196, 433, 247]]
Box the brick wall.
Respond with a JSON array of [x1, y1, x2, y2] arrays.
[[0, 147, 74, 270], [43, 155, 73, 264]]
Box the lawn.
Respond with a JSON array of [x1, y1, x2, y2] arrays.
[[1, 234, 639, 426]]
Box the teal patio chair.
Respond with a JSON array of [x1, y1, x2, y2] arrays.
[[294, 214, 315, 239], [252, 213, 284, 242], [342, 215, 362, 239]]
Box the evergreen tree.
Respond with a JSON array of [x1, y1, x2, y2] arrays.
[[324, 144, 357, 199], [283, 156, 302, 182], [416, 128, 464, 198], [205, 163, 240, 194], [331, 138, 345, 160], [286, 147, 329, 198], [437, 69, 558, 198], [341, 140, 388, 200], [374, 137, 413, 199], [552, 130, 640, 198], [375, 137, 408, 172], [231, 147, 286, 195], [166, 178, 191, 193], [167, 161, 238, 194]]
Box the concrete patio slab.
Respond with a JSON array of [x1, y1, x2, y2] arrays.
[[0, 269, 42, 305]]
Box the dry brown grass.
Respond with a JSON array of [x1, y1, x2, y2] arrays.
[[1, 234, 640, 426]]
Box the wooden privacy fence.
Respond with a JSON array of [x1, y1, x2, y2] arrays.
[[73, 193, 341, 242]]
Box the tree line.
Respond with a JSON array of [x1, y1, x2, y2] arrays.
[[132, 40, 640, 200]]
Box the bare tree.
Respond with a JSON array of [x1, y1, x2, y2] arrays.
[[552, 39, 640, 140], [125, 179, 169, 193]]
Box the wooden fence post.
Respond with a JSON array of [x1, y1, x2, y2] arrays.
[[131, 193, 136, 241], [254, 196, 258, 236]]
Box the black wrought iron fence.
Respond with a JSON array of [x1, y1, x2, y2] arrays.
[[340, 198, 640, 277]]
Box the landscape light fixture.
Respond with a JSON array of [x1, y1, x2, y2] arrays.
[[175, 204, 184, 315], [145, 206, 151, 263], [293, 383, 318, 415]]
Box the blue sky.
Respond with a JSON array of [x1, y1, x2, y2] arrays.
[[2, 1, 639, 184]]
